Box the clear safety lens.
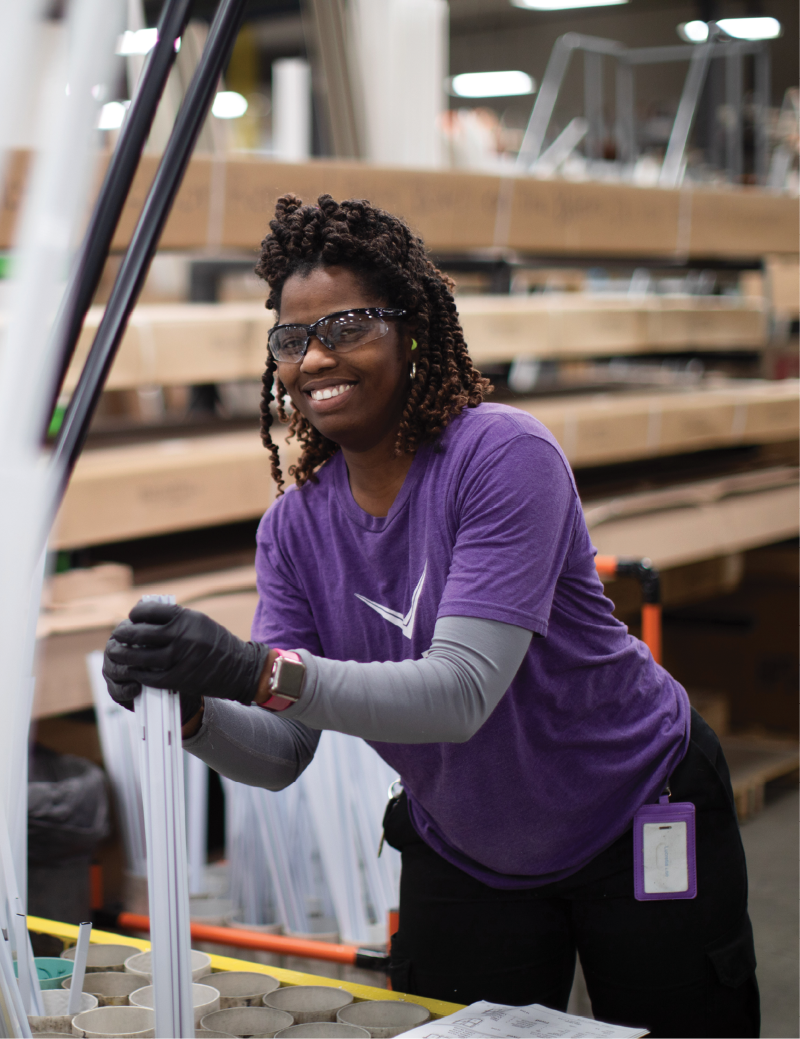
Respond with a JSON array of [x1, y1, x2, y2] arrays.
[[269, 311, 391, 363], [325, 312, 389, 349]]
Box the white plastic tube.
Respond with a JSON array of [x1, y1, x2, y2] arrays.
[[135, 596, 194, 1039], [272, 58, 311, 161], [88, 653, 147, 876], [67, 922, 93, 1015], [0, 0, 123, 949], [186, 755, 209, 896]]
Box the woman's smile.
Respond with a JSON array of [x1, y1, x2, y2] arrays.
[[301, 377, 358, 411], [276, 266, 411, 455]]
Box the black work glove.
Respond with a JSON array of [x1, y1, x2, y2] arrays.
[[103, 601, 271, 720]]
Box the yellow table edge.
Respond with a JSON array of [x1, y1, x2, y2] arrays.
[[28, 916, 463, 1020]]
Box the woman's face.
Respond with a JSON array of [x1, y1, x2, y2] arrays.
[[275, 265, 412, 453]]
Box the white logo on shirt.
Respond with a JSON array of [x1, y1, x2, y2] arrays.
[[355, 562, 428, 640]]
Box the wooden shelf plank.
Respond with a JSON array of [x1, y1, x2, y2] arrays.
[[2, 150, 797, 257], [52, 296, 769, 394], [65, 302, 273, 392], [509, 380, 799, 467], [52, 431, 299, 550], [588, 479, 799, 570], [425, 295, 768, 362], [51, 381, 798, 551]]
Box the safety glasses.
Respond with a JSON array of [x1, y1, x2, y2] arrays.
[[268, 307, 407, 364]]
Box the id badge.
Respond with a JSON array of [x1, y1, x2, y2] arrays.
[[633, 795, 697, 901]]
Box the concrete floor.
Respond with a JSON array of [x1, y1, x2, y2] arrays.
[[740, 784, 799, 1039]]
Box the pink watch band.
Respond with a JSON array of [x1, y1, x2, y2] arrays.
[[259, 649, 302, 712]]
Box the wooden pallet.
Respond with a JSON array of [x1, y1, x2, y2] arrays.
[[720, 734, 799, 821]]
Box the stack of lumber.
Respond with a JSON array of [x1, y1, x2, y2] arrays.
[[511, 380, 797, 467], [53, 430, 299, 549], [2, 151, 798, 257], [457, 294, 767, 361], [586, 466, 799, 569], [51, 379, 799, 550], [48, 296, 768, 395], [38, 463, 799, 720]]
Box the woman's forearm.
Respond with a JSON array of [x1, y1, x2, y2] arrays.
[[183, 696, 321, 789], [279, 616, 532, 744]]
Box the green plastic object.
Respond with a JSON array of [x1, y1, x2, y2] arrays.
[[14, 956, 74, 989], [47, 402, 67, 438]]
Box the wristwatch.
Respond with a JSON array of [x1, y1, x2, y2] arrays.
[[259, 649, 305, 712]]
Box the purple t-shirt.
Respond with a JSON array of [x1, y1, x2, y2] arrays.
[[252, 402, 690, 887]]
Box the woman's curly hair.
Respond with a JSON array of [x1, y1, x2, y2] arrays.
[[255, 193, 490, 492]]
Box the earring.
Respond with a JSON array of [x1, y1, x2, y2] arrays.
[[411, 338, 418, 350], [410, 362, 417, 379]]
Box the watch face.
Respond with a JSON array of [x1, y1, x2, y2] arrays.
[[273, 657, 305, 700]]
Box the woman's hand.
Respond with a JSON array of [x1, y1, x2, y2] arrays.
[[103, 600, 271, 710]]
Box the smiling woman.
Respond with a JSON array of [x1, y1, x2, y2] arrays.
[[254, 193, 489, 504], [102, 194, 759, 1037]]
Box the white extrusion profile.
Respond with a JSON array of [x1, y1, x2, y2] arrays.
[[349, 0, 448, 168], [0, 923, 29, 1038], [186, 754, 209, 896], [67, 922, 93, 1015], [0, 0, 123, 946], [272, 58, 311, 162], [88, 652, 147, 876], [135, 595, 194, 1039], [0, 796, 42, 1023]]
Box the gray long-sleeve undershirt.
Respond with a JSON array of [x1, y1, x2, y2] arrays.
[[184, 615, 532, 791]]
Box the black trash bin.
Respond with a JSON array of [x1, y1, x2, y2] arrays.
[[28, 745, 110, 925]]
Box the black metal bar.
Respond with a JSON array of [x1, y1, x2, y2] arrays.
[[51, 0, 248, 494], [615, 558, 661, 604], [45, 0, 194, 432]]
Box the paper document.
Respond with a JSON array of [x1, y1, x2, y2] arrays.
[[396, 1000, 649, 1038]]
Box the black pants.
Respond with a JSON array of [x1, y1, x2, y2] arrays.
[[385, 710, 759, 1038]]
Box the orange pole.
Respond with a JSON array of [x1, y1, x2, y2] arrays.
[[594, 555, 618, 578], [116, 912, 358, 966], [641, 603, 662, 664]]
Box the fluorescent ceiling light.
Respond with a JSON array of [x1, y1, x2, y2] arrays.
[[717, 17, 782, 40], [512, 0, 628, 11], [98, 101, 128, 130], [449, 71, 535, 98], [116, 28, 158, 55], [678, 17, 782, 42], [677, 20, 709, 41], [212, 91, 248, 119]]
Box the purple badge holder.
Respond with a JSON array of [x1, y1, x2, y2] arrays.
[[633, 794, 697, 901]]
